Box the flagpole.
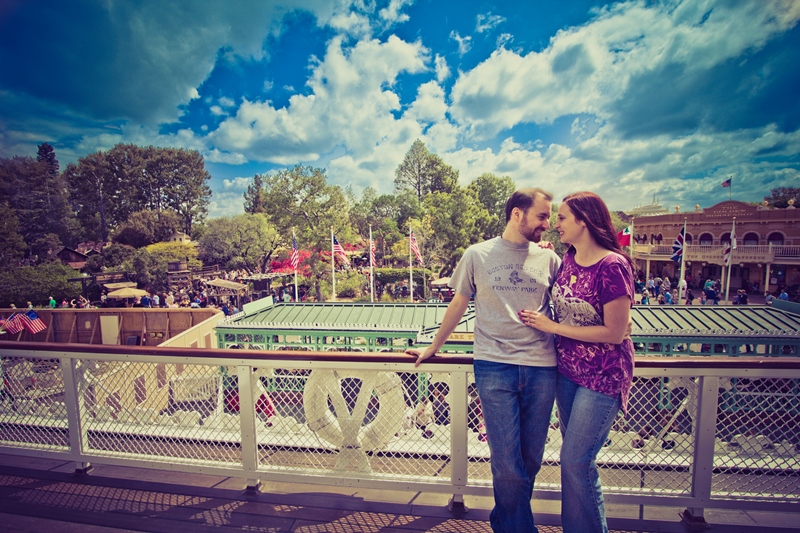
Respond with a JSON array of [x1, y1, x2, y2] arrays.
[[408, 226, 414, 303], [725, 217, 736, 302], [292, 231, 298, 302], [679, 218, 687, 301], [369, 226, 375, 303], [331, 227, 336, 302], [728, 175, 732, 201]]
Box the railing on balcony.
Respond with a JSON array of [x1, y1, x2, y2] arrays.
[[634, 244, 800, 261], [0, 341, 798, 528]]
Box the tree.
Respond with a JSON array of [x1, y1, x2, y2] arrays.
[[128, 242, 200, 292], [243, 174, 268, 214], [64, 144, 212, 241], [764, 187, 800, 208], [0, 153, 71, 255], [101, 243, 136, 270], [197, 214, 280, 273], [467, 173, 516, 240], [394, 139, 460, 202], [259, 166, 352, 301], [113, 209, 182, 248], [394, 139, 430, 201], [0, 262, 80, 308], [422, 187, 487, 276], [0, 203, 26, 270]]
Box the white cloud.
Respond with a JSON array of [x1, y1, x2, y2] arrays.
[[434, 54, 450, 82], [449, 30, 472, 56], [209, 105, 225, 116], [223, 177, 253, 190], [449, 0, 800, 138], [219, 97, 236, 108], [496, 33, 512, 48], [379, 0, 413, 24], [209, 35, 429, 163], [476, 12, 505, 33]]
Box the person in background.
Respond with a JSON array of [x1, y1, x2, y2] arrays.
[[520, 191, 634, 533], [778, 289, 789, 301], [49, 296, 57, 308], [685, 289, 694, 305], [765, 292, 774, 305]]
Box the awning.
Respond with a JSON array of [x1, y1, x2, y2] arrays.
[[430, 277, 451, 287], [205, 279, 248, 290], [104, 281, 137, 289]]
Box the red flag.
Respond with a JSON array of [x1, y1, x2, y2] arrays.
[[616, 226, 631, 247], [410, 230, 423, 264], [721, 178, 731, 188]]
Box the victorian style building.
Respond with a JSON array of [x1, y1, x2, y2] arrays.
[[630, 200, 799, 296]]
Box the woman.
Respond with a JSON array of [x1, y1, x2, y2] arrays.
[[520, 192, 634, 533]]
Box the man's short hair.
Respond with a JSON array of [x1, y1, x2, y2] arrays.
[[505, 188, 553, 222]]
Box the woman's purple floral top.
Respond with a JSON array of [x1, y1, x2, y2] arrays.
[[552, 248, 635, 413]]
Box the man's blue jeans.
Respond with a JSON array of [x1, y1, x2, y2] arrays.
[[474, 360, 556, 533], [556, 373, 621, 533]]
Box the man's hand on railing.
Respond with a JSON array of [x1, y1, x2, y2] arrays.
[[405, 345, 437, 367]]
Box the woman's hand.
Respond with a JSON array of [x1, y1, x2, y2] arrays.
[[518, 310, 558, 334]]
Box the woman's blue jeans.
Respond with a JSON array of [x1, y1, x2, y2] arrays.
[[473, 360, 556, 533], [556, 373, 621, 533]]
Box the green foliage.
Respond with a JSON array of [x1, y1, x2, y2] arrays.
[[197, 213, 279, 273], [0, 153, 72, 254], [113, 209, 182, 248], [764, 187, 800, 208], [468, 173, 516, 240], [0, 203, 27, 270], [129, 242, 200, 292], [0, 262, 80, 308], [394, 139, 459, 201], [102, 243, 136, 270], [64, 144, 212, 241]]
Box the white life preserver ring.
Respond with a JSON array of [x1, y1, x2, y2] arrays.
[[304, 369, 404, 452]]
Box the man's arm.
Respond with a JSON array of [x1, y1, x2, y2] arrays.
[[405, 292, 471, 367]]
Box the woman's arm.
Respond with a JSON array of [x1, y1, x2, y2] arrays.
[[519, 295, 631, 344]]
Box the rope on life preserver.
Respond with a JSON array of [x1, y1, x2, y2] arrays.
[[303, 369, 405, 452]]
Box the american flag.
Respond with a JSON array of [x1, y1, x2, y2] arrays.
[[2, 313, 24, 334], [410, 229, 423, 264], [290, 233, 299, 270], [20, 309, 47, 334], [370, 239, 376, 267], [333, 235, 349, 264]]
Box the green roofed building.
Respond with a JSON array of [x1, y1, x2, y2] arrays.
[[216, 299, 800, 357]]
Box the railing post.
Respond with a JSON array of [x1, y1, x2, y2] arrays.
[[237, 364, 261, 494], [681, 375, 719, 530], [448, 369, 468, 512], [61, 356, 91, 475]]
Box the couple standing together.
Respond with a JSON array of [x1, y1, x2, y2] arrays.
[[407, 188, 634, 533]]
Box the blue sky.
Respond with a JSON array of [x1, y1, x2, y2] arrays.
[[1, 0, 798, 218]]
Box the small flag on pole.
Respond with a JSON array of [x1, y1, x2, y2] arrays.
[[721, 178, 731, 188], [370, 239, 376, 267], [671, 227, 685, 264], [290, 233, 299, 270], [723, 228, 737, 265], [332, 235, 349, 264], [616, 226, 631, 247], [410, 230, 423, 264], [20, 309, 47, 334]]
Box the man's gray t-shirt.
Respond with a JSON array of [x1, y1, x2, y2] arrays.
[[450, 236, 560, 367]]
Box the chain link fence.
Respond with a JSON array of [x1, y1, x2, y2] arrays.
[[1, 348, 798, 512]]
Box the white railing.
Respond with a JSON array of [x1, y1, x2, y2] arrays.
[[635, 244, 800, 260], [1, 341, 798, 526]]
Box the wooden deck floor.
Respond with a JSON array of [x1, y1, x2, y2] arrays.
[[0, 454, 797, 532]]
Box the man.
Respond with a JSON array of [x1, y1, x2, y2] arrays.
[[407, 188, 559, 533]]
